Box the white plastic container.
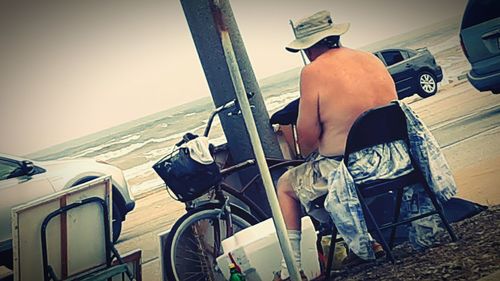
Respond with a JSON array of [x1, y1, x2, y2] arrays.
[[216, 216, 321, 280]]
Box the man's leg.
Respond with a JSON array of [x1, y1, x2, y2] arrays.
[[277, 170, 302, 230], [276, 171, 303, 279]]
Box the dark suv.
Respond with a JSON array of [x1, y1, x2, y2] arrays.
[[460, 0, 500, 94], [373, 48, 443, 99]]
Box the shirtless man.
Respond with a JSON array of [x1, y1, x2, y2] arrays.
[[275, 11, 397, 280]]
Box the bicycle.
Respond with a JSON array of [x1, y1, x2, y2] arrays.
[[159, 95, 305, 280]]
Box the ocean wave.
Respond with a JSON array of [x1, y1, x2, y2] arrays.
[[145, 145, 175, 159], [129, 178, 165, 196], [96, 123, 209, 162], [265, 91, 300, 114], [117, 134, 141, 144], [95, 136, 170, 161], [63, 134, 142, 160], [123, 160, 158, 179], [96, 143, 149, 162]]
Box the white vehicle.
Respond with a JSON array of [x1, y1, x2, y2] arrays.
[[0, 153, 135, 267]]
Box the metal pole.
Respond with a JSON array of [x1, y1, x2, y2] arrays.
[[180, 0, 283, 217], [288, 19, 305, 158], [289, 20, 308, 65], [217, 3, 301, 280]]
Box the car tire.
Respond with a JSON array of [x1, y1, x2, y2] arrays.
[[417, 71, 438, 98], [112, 203, 123, 243]]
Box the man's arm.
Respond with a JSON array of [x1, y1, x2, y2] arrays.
[[297, 66, 321, 156]]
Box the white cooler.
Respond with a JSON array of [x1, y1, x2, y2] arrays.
[[216, 216, 321, 280]]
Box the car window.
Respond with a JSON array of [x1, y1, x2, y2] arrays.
[[373, 52, 384, 62], [401, 51, 411, 59], [461, 0, 500, 29], [0, 159, 22, 180], [406, 51, 418, 58], [381, 51, 405, 66]]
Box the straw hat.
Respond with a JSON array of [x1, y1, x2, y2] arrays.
[[286, 10, 350, 53]]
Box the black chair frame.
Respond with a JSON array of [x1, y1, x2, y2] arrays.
[[324, 102, 457, 279], [40, 197, 133, 281]]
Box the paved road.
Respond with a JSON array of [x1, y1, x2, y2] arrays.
[[410, 82, 500, 207], [116, 81, 500, 280]]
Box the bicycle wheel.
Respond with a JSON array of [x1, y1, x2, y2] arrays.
[[164, 204, 257, 281]]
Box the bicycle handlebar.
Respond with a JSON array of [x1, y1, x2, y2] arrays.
[[203, 92, 255, 138], [214, 92, 254, 113], [174, 92, 255, 147], [175, 132, 198, 147]]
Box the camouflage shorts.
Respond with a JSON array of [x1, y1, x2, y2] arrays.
[[287, 152, 342, 212]]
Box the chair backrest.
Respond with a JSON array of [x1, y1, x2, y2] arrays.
[[344, 102, 408, 164]]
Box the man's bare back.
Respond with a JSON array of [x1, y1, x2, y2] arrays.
[[297, 47, 397, 156]]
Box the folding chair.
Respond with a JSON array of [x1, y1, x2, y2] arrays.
[[323, 102, 457, 278], [41, 197, 133, 281]]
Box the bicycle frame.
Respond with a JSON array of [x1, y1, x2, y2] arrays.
[[182, 156, 304, 218], [174, 158, 304, 268], [220, 158, 305, 221], [164, 96, 321, 279], [176, 150, 305, 269], [178, 94, 305, 221]]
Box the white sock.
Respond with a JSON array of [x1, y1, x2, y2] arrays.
[[280, 229, 301, 279]]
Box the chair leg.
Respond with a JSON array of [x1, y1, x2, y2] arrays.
[[389, 188, 404, 249], [316, 235, 324, 256], [422, 184, 458, 242], [357, 189, 395, 263], [325, 225, 338, 280]]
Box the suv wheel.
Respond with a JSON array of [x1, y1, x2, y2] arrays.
[[417, 71, 438, 98]]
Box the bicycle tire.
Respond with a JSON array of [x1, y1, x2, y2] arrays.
[[164, 204, 257, 281]]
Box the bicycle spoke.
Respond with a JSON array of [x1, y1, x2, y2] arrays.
[[166, 208, 253, 281], [179, 256, 206, 263], [183, 271, 206, 281], [194, 222, 216, 280]]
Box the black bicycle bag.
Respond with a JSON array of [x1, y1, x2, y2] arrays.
[[152, 138, 221, 202]]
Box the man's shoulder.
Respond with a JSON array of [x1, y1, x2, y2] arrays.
[[300, 52, 340, 80], [300, 62, 321, 80], [301, 51, 338, 74]]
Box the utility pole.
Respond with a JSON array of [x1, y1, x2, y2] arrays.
[[180, 0, 283, 215]]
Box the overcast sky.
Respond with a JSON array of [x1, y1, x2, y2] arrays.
[[0, 0, 467, 155]]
